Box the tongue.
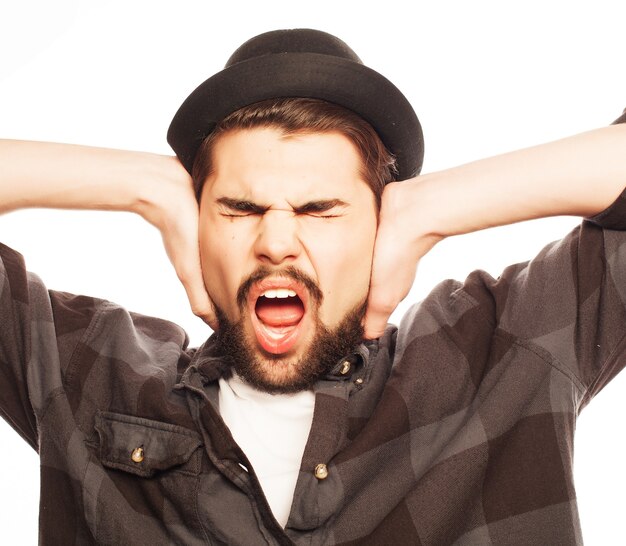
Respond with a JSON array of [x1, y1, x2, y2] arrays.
[[256, 298, 304, 327]]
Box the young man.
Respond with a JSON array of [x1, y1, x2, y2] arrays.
[[1, 29, 626, 545]]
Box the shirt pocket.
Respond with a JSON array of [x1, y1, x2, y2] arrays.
[[91, 411, 207, 544], [94, 411, 202, 477]]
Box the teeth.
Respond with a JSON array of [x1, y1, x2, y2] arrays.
[[262, 289, 297, 299]]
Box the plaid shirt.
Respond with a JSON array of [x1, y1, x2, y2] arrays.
[[2, 189, 626, 545]]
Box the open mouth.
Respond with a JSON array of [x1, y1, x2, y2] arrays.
[[249, 281, 309, 355]]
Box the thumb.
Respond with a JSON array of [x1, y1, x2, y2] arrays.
[[178, 261, 218, 330], [159, 210, 218, 330], [363, 244, 418, 339]]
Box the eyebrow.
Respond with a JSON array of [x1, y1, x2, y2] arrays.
[[216, 197, 348, 214], [216, 197, 269, 214], [292, 199, 347, 214]]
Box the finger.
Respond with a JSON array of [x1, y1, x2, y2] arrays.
[[363, 243, 418, 339], [161, 216, 218, 330], [363, 260, 398, 339], [363, 301, 395, 339], [170, 242, 218, 329], [179, 264, 218, 329], [363, 272, 407, 338]]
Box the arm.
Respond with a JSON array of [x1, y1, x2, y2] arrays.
[[364, 123, 626, 338], [0, 140, 215, 326]]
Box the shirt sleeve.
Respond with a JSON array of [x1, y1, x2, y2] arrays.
[[455, 108, 626, 409], [0, 242, 192, 453], [459, 186, 626, 409], [584, 108, 626, 230], [0, 243, 101, 450]]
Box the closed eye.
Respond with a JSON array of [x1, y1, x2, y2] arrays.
[[215, 197, 348, 218], [304, 212, 341, 219], [221, 211, 256, 218], [293, 199, 347, 218], [216, 197, 269, 217]]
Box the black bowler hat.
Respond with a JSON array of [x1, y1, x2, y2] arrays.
[[167, 29, 424, 181]]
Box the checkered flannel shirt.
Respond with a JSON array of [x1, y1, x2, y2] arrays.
[[2, 132, 626, 545]]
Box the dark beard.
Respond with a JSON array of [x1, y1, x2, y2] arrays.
[[213, 267, 366, 394]]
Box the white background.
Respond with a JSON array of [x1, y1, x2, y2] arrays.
[[0, 0, 625, 543]]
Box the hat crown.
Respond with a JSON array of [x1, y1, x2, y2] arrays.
[[168, 28, 423, 179], [226, 29, 362, 68]]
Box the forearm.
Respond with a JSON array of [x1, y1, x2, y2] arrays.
[[364, 123, 626, 337], [0, 139, 181, 216], [403, 124, 626, 241]]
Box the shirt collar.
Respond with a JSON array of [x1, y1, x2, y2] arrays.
[[177, 334, 378, 394]]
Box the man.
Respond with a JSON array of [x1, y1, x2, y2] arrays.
[[1, 28, 626, 545]]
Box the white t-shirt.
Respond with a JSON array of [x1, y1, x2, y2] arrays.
[[218, 374, 316, 528]]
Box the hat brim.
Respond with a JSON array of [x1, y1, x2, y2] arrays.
[[167, 52, 423, 181]]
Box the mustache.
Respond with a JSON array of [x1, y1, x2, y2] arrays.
[[236, 266, 324, 311]]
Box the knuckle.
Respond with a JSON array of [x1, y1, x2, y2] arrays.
[[190, 300, 214, 318], [370, 297, 397, 317], [176, 265, 195, 284], [191, 303, 210, 318]]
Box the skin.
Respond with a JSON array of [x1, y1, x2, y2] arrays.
[[197, 128, 378, 384], [1, 125, 625, 344]]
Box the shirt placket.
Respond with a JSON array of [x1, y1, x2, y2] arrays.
[[174, 344, 373, 545], [176, 361, 294, 545]]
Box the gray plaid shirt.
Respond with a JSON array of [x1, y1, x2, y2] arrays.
[[2, 187, 626, 544]]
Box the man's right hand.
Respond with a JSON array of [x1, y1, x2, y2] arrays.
[[136, 155, 217, 329], [0, 140, 217, 329]]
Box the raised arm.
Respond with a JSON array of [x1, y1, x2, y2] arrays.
[[0, 140, 215, 325], [364, 123, 626, 338]]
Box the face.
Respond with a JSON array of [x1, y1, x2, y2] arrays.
[[198, 128, 378, 392]]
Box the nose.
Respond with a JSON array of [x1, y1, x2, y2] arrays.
[[253, 209, 301, 265]]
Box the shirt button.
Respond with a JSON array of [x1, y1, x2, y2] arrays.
[[131, 447, 144, 463], [355, 378, 364, 385], [314, 463, 329, 480], [339, 361, 351, 375]]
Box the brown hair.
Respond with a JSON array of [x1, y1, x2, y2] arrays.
[[191, 98, 397, 209]]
